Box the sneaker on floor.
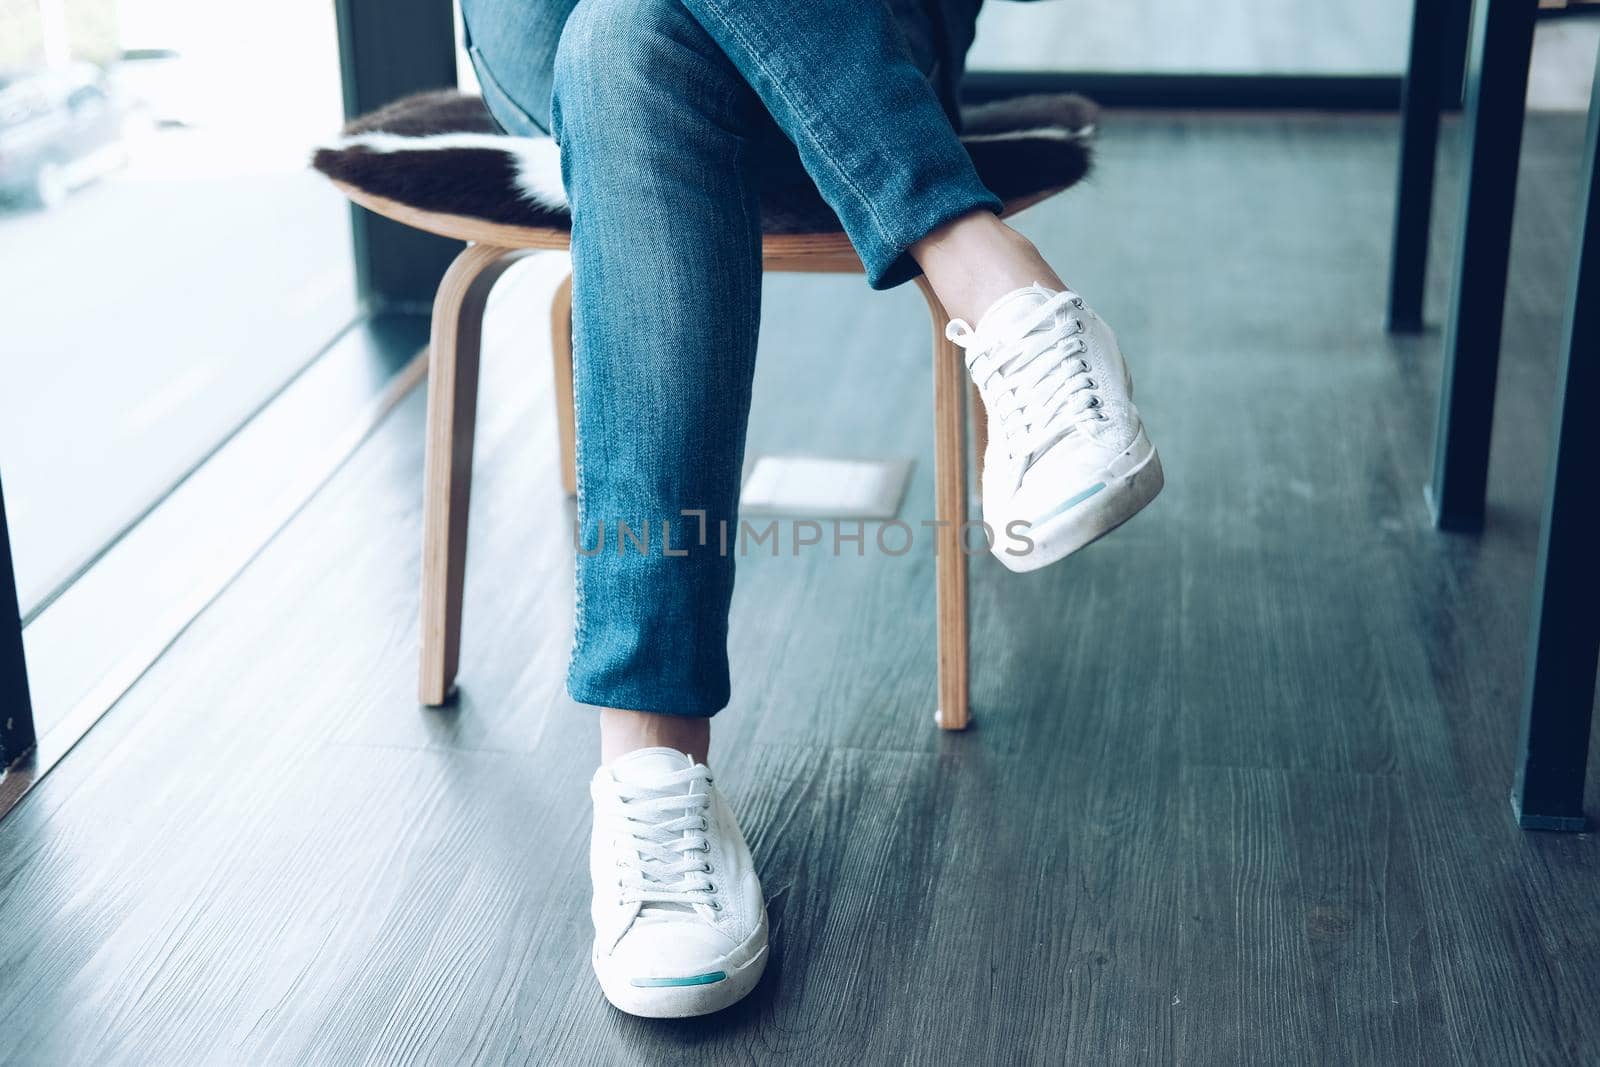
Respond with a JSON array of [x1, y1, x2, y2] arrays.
[[948, 283, 1164, 573], [589, 747, 768, 1018]]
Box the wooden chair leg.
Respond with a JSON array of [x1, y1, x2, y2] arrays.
[[917, 277, 971, 730], [420, 243, 525, 706], [969, 381, 988, 492], [551, 271, 578, 497]]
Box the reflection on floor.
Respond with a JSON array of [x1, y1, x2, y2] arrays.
[[1, 111, 1598, 1062]]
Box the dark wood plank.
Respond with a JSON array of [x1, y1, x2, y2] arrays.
[[1177, 766, 1442, 1063]]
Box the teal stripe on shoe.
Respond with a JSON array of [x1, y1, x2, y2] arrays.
[[629, 971, 727, 988], [1031, 481, 1106, 526]]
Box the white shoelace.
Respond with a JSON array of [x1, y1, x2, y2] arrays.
[[946, 291, 1105, 466], [607, 766, 719, 911]]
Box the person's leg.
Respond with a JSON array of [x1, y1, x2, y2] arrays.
[[554, 0, 764, 731], [664, 0, 1064, 318], [551, 0, 771, 1017], [600, 706, 708, 765], [464, 0, 720, 767], [668, 1, 1164, 571], [672, 0, 1002, 290], [910, 210, 1068, 326], [458, 0, 576, 135]]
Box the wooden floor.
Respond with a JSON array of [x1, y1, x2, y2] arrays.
[[3, 112, 1599, 1063]]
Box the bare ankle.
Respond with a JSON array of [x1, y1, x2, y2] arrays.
[[910, 209, 1066, 324], [599, 707, 711, 765]]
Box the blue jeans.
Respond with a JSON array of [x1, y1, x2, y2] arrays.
[[460, 0, 999, 716]]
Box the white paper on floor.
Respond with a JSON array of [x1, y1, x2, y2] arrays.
[[739, 455, 913, 519]]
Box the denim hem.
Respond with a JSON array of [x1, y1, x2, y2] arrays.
[[566, 682, 727, 719], [866, 188, 1003, 290]]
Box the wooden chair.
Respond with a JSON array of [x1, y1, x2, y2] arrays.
[[315, 91, 1096, 730]]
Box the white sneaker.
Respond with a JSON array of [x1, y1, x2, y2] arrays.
[[589, 747, 768, 1018], [948, 283, 1163, 573]]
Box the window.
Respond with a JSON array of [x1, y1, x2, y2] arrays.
[[2, 0, 363, 736], [967, 2, 1410, 77], [1, 0, 355, 616]]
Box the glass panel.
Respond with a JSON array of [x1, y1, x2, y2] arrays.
[[967, 1, 1410, 77], [0, 0, 356, 612]]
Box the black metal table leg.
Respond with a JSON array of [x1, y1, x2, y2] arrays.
[[1388, 0, 1454, 333], [0, 473, 36, 769], [1510, 45, 1600, 833], [1426, 0, 1538, 530]]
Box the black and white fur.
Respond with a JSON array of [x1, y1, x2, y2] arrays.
[[313, 90, 1096, 233]]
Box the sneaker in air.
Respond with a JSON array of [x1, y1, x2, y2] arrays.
[[947, 284, 1163, 572]]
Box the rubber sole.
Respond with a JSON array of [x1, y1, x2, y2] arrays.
[[593, 926, 769, 1019], [993, 436, 1164, 574]]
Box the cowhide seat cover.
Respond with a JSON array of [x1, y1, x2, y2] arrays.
[[313, 90, 1096, 234]]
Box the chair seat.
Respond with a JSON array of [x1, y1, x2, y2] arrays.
[[330, 178, 1063, 272], [314, 89, 1097, 266]]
